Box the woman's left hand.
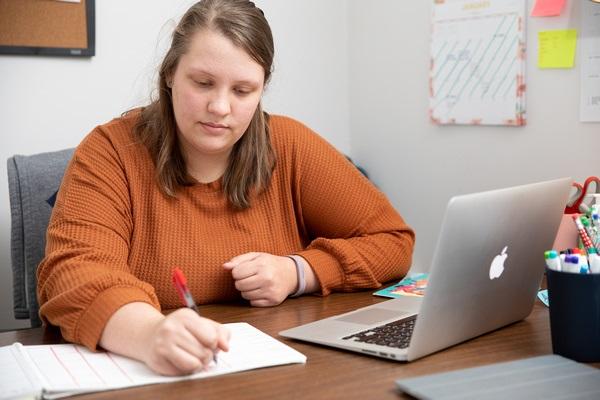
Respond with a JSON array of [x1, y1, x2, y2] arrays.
[[223, 252, 298, 306]]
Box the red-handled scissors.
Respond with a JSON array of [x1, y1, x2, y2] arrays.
[[565, 176, 600, 214]]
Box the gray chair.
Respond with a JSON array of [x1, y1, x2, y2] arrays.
[[7, 148, 75, 327]]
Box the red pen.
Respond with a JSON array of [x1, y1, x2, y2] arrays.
[[173, 267, 199, 312], [172, 267, 217, 364]]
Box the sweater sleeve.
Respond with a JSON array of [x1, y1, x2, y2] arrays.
[[284, 121, 415, 295], [37, 126, 160, 350]]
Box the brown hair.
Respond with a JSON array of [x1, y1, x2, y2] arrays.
[[133, 0, 275, 209]]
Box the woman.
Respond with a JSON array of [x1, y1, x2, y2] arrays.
[[37, 0, 415, 376]]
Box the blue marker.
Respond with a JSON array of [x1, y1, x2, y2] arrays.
[[592, 204, 600, 224], [578, 254, 590, 274], [563, 255, 580, 273]]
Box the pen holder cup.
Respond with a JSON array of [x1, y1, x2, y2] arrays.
[[546, 267, 600, 362]]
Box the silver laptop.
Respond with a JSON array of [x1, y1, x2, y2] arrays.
[[280, 178, 572, 362]]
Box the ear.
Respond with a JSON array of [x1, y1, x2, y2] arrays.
[[165, 73, 173, 88]]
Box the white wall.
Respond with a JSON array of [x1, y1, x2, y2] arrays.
[[0, 0, 350, 330], [348, 0, 599, 272], [4, 0, 597, 331]]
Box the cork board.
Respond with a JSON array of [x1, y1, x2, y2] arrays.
[[0, 0, 95, 57]]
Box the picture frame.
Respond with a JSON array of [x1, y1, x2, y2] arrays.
[[0, 0, 95, 57]]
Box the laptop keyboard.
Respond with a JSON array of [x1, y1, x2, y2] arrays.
[[342, 315, 417, 349]]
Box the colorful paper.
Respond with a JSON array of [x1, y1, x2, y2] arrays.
[[531, 0, 566, 17], [538, 30, 577, 69], [429, 0, 527, 126], [373, 273, 428, 299], [537, 289, 549, 307]]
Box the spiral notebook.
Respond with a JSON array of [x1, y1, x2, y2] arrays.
[[0, 323, 306, 400]]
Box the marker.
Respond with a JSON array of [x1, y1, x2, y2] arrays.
[[563, 255, 581, 273], [172, 267, 218, 364], [544, 250, 561, 271], [559, 252, 566, 270], [581, 216, 598, 248], [590, 252, 600, 274], [578, 254, 590, 274], [593, 213, 600, 233], [573, 215, 595, 250], [587, 214, 600, 248], [592, 205, 600, 229]]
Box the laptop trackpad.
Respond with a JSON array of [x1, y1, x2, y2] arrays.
[[336, 308, 410, 325]]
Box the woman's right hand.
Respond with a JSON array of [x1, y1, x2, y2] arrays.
[[99, 302, 230, 376], [142, 308, 230, 375]]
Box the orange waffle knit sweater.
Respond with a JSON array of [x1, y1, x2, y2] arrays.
[[37, 112, 415, 350]]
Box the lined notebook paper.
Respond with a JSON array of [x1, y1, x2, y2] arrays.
[[0, 323, 306, 400]]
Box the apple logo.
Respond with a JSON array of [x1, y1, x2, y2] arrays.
[[489, 246, 508, 280]]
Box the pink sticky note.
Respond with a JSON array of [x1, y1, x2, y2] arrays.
[[531, 0, 566, 17]]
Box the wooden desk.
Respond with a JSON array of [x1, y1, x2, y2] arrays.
[[0, 292, 563, 399]]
